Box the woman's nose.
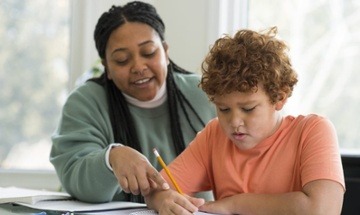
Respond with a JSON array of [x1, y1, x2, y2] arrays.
[[131, 56, 146, 74]]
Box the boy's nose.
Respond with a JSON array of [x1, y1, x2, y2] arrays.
[[230, 112, 244, 129]]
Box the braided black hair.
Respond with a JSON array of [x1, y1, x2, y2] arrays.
[[90, 1, 205, 203], [94, 1, 165, 59]]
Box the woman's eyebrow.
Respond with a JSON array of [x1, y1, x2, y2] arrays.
[[111, 40, 155, 55]]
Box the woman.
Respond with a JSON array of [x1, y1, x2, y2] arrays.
[[50, 1, 215, 203]]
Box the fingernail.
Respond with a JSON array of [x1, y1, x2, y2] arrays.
[[162, 183, 170, 189]]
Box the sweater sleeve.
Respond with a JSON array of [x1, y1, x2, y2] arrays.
[[50, 83, 120, 203]]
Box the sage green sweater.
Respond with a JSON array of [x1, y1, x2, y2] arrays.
[[50, 72, 216, 203]]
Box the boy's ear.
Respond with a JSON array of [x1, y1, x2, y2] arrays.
[[275, 94, 288, 111]]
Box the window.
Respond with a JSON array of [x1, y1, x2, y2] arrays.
[[0, 0, 69, 169], [248, 0, 360, 153]]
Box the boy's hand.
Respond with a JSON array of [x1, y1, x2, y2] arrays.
[[145, 189, 205, 215]]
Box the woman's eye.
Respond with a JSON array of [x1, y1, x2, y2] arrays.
[[143, 51, 156, 57], [115, 59, 128, 65]]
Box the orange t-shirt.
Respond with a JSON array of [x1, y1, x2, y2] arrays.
[[162, 114, 345, 200]]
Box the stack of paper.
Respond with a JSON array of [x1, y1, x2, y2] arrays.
[[0, 186, 71, 205], [0, 187, 147, 213]]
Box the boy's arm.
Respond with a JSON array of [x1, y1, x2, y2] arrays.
[[199, 179, 344, 215]]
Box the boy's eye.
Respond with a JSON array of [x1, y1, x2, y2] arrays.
[[242, 106, 255, 112], [218, 107, 229, 112]]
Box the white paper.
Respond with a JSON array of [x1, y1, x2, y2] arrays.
[[17, 199, 147, 213], [127, 209, 219, 215], [0, 187, 71, 204]]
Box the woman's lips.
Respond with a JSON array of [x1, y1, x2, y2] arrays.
[[132, 77, 153, 88], [134, 77, 151, 85]]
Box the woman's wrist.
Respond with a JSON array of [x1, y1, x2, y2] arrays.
[[105, 143, 124, 171]]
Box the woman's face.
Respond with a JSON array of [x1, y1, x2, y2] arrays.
[[103, 22, 169, 101], [213, 86, 286, 150]]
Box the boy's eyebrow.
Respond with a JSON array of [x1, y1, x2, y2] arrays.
[[213, 98, 257, 105]]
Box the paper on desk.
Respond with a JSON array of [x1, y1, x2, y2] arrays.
[[17, 199, 147, 213], [80, 208, 220, 215], [128, 209, 219, 215], [0, 187, 71, 205]]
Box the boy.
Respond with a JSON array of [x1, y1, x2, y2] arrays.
[[145, 27, 345, 215]]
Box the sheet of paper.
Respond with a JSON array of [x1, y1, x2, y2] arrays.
[[17, 199, 147, 213], [78, 208, 220, 215]]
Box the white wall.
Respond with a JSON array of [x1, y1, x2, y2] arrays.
[[154, 0, 214, 73], [0, 170, 61, 191]]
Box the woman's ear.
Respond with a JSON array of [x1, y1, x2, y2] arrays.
[[162, 41, 170, 65], [102, 59, 111, 80], [101, 59, 107, 68]]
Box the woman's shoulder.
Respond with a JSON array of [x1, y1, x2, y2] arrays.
[[69, 81, 105, 97], [65, 81, 107, 107], [172, 71, 201, 89]]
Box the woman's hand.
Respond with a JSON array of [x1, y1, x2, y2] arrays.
[[145, 189, 205, 215], [109, 146, 169, 196]]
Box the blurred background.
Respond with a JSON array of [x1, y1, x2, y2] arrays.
[[0, 0, 359, 171]]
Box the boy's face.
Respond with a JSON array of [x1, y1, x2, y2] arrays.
[[213, 86, 286, 150]]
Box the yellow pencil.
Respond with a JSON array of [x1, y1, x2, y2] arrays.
[[153, 148, 183, 194]]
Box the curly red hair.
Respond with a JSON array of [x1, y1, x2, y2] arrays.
[[200, 27, 298, 104]]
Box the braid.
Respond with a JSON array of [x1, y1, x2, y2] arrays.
[[107, 78, 142, 152], [169, 60, 206, 131], [167, 60, 207, 154], [166, 68, 186, 154], [176, 89, 205, 133]]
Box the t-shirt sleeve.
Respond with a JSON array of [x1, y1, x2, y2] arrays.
[[161, 124, 213, 195], [300, 116, 345, 190]]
